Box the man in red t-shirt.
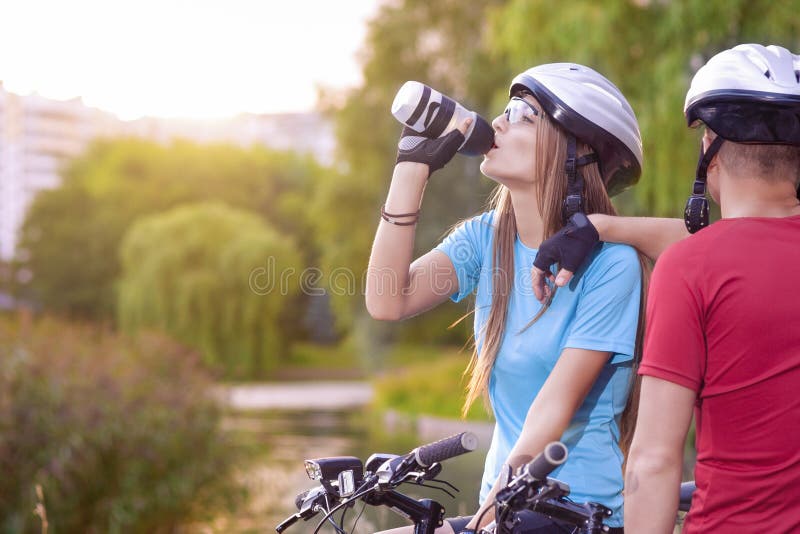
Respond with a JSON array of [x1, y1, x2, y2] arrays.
[[623, 44, 800, 533], [531, 44, 800, 532]]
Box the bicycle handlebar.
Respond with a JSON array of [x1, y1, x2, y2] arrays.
[[414, 431, 479, 467], [522, 441, 568, 481], [277, 431, 479, 533], [490, 441, 611, 534]]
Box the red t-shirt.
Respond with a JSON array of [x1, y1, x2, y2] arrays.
[[639, 215, 800, 533]]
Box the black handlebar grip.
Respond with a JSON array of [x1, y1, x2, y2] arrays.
[[275, 513, 299, 533], [413, 431, 478, 467], [524, 441, 568, 481]]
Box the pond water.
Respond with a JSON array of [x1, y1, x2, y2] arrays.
[[215, 407, 491, 533], [204, 384, 694, 533]]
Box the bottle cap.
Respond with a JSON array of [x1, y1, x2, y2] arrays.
[[391, 81, 426, 127]]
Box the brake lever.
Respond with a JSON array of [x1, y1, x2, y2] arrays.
[[406, 462, 443, 484], [428, 477, 459, 494], [422, 462, 442, 481], [275, 513, 301, 533], [533, 481, 568, 504], [494, 482, 529, 511], [413, 481, 457, 499]]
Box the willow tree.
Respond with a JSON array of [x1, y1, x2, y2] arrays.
[[17, 139, 323, 323], [489, 0, 800, 216], [118, 202, 301, 378]]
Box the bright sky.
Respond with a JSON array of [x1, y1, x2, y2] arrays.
[[0, 0, 381, 119]]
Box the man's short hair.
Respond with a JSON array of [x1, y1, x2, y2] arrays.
[[709, 130, 800, 187]]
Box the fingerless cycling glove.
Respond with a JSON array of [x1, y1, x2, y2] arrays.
[[396, 126, 465, 177]]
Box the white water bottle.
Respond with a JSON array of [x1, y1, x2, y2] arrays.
[[391, 81, 494, 156]]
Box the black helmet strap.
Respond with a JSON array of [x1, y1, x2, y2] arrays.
[[684, 135, 724, 234], [563, 135, 598, 224]]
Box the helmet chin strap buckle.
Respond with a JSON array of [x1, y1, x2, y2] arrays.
[[563, 194, 584, 222], [562, 136, 599, 224], [684, 192, 709, 234], [684, 136, 724, 234], [564, 156, 577, 177]]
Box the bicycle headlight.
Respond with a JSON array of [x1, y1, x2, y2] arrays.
[[304, 460, 322, 481], [303, 457, 363, 485]]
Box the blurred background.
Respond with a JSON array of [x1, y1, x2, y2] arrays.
[[1, 0, 798, 532]]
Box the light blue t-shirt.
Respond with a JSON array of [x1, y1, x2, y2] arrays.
[[434, 210, 641, 527]]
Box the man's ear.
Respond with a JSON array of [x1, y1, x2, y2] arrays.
[[701, 129, 722, 172], [702, 129, 713, 152]]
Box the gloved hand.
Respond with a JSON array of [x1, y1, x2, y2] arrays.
[[395, 126, 465, 177], [531, 212, 599, 301]]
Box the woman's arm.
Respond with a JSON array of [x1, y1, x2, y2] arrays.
[[366, 120, 473, 321], [531, 215, 687, 302], [589, 214, 688, 262], [365, 162, 458, 321], [465, 348, 611, 530]]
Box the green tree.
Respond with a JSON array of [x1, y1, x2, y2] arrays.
[[118, 202, 302, 378], [315, 0, 510, 352], [489, 0, 800, 216], [17, 139, 323, 325]]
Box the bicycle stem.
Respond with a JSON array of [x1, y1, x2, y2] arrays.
[[366, 490, 445, 534]]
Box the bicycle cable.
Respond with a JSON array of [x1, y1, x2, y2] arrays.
[[312, 485, 377, 534], [325, 493, 346, 534], [350, 500, 368, 532], [472, 505, 493, 533], [339, 503, 348, 532]]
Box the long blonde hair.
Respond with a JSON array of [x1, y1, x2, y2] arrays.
[[460, 98, 649, 456]]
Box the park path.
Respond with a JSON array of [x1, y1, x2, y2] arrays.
[[218, 380, 495, 444], [218, 381, 373, 411]]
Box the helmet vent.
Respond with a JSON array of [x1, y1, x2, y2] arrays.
[[764, 68, 772, 80], [795, 70, 800, 83]]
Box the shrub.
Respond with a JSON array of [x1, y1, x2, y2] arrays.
[[0, 315, 244, 533]]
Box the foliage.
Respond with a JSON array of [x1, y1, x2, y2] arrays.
[[285, 339, 362, 369], [313, 0, 800, 355], [16, 1, 800, 368], [16, 139, 324, 327], [0, 315, 244, 533], [118, 202, 301, 379], [489, 0, 800, 216], [372, 347, 492, 422], [315, 0, 510, 340]]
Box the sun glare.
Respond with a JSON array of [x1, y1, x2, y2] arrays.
[[0, 0, 378, 120]]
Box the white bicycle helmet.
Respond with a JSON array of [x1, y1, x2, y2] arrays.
[[685, 43, 800, 144], [682, 44, 800, 233], [510, 63, 643, 198]]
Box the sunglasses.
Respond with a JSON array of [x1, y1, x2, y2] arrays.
[[504, 97, 539, 125]]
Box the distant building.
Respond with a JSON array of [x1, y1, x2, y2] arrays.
[[0, 82, 335, 260], [0, 85, 122, 260], [125, 112, 335, 165]]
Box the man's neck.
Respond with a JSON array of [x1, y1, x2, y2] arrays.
[[720, 174, 800, 219]]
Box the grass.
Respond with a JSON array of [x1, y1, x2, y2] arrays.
[[287, 340, 361, 368], [270, 340, 366, 380], [276, 340, 491, 421], [372, 345, 493, 422]]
